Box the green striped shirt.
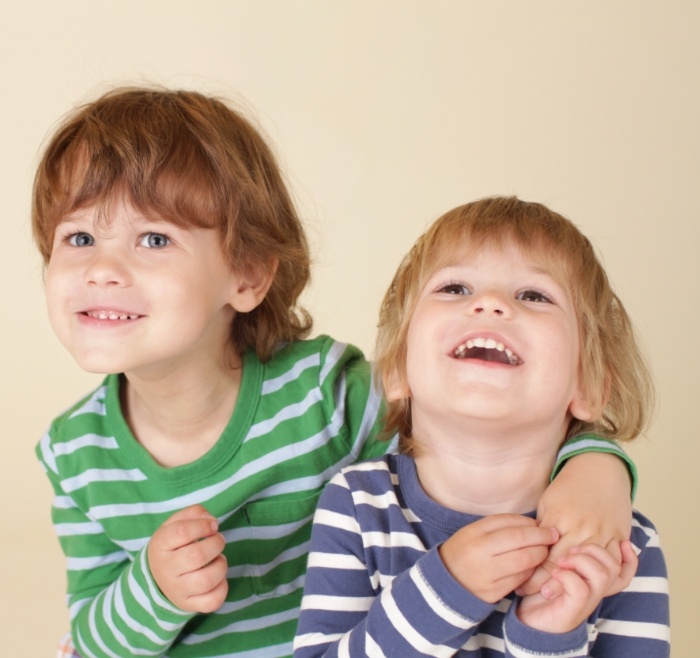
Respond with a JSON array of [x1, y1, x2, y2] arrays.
[[37, 336, 390, 657]]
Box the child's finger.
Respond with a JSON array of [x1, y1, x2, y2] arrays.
[[162, 504, 216, 526], [478, 514, 540, 531], [539, 576, 564, 600], [556, 546, 619, 595], [550, 566, 589, 600], [174, 532, 227, 575], [489, 524, 559, 556], [157, 516, 220, 552], [184, 570, 230, 613], [562, 543, 621, 574], [567, 539, 638, 596], [607, 539, 639, 595], [515, 565, 550, 596], [181, 551, 229, 595]]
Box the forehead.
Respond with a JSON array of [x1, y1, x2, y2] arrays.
[[53, 195, 204, 234], [424, 235, 572, 286]]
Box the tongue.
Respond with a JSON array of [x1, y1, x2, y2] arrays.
[[466, 347, 511, 364]]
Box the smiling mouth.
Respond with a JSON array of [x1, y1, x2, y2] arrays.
[[84, 310, 143, 321], [453, 337, 522, 365]]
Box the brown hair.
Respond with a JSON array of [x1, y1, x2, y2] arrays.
[[32, 86, 312, 361], [375, 196, 654, 450]]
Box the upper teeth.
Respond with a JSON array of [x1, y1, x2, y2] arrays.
[[88, 311, 139, 321], [454, 337, 520, 365]]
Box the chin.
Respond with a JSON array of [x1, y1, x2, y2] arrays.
[[71, 354, 125, 375]]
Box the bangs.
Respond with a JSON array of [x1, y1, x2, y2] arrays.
[[40, 124, 222, 225], [33, 89, 234, 260], [416, 207, 586, 295]]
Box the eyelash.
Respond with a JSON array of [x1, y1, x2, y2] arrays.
[[435, 281, 554, 304], [138, 233, 170, 248], [66, 232, 93, 247], [436, 281, 471, 295], [60, 231, 171, 249], [516, 288, 554, 304]]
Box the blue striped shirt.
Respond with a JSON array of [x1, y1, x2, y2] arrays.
[[294, 454, 670, 657]]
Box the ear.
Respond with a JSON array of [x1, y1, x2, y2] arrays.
[[568, 370, 594, 422], [229, 258, 278, 313], [383, 366, 410, 403]]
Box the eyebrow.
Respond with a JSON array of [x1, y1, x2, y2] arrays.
[[434, 262, 555, 277]]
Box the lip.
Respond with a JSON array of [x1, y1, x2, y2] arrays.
[[450, 331, 523, 366], [76, 308, 145, 324]]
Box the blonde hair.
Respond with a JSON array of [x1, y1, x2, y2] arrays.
[[375, 196, 654, 450], [32, 86, 311, 361]]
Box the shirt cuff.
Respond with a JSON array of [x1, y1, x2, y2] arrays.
[[551, 433, 638, 501]]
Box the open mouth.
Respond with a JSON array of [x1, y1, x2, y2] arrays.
[[83, 310, 143, 321], [453, 337, 522, 365]]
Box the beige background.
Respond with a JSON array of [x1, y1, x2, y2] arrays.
[[2, 1, 696, 654]]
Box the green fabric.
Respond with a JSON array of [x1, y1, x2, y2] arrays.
[[551, 432, 638, 500], [37, 336, 389, 657]]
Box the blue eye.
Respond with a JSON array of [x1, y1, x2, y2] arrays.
[[140, 233, 170, 249], [439, 282, 471, 295], [517, 289, 551, 303], [68, 232, 94, 247]]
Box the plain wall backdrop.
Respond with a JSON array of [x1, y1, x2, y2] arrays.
[[2, 1, 696, 654]]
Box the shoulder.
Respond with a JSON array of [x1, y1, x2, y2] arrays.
[[315, 455, 401, 523], [319, 456, 398, 511], [35, 375, 117, 474], [322, 455, 393, 493], [629, 509, 668, 580], [261, 335, 374, 403], [266, 335, 369, 374], [37, 376, 115, 441], [630, 509, 662, 552], [336, 455, 397, 487]]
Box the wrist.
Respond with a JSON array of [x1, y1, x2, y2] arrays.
[[553, 434, 637, 500]]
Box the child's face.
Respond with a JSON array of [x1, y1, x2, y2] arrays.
[[391, 241, 591, 440], [44, 201, 246, 378]]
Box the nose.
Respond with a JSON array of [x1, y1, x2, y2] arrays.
[[85, 249, 131, 287], [469, 291, 512, 317]]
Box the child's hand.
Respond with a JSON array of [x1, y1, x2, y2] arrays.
[[518, 452, 633, 597], [148, 504, 228, 613], [516, 540, 638, 633], [438, 514, 558, 603]]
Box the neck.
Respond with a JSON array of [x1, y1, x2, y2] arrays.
[[121, 349, 244, 467], [412, 419, 564, 515]]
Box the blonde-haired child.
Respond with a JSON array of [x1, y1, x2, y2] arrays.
[[33, 89, 640, 658], [294, 196, 669, 657]]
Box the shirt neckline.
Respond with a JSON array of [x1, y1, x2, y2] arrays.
[[103, 350, 263, 483]]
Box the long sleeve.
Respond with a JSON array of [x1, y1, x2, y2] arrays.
[[294, 457, 670, 658], [501, 512, 670, 657], [37, 433, 194, 658], [36, 337, 396, 657], [552, 434, 638, 498]]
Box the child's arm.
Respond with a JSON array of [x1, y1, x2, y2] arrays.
[[520, 436, 635, 596], [294, 476, 555, 658], [437, 515, 558, 603], [511, 513, 670, 656], [37, 440, 196, 657], [516, 541, 636, 633]]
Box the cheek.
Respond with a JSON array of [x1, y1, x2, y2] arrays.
[[43, 268, 62, 317]]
